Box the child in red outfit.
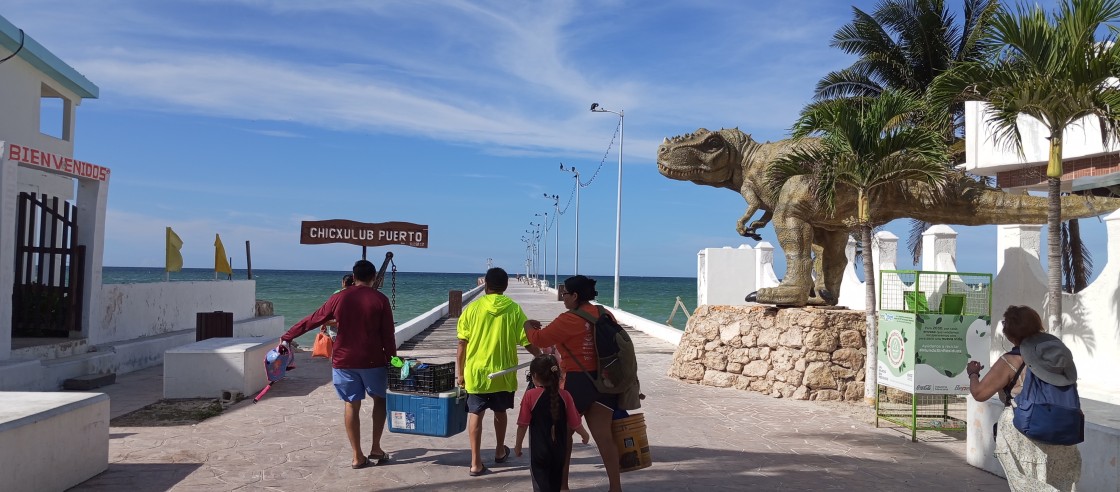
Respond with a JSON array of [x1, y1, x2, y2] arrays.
[[515, 354, 583, 492]]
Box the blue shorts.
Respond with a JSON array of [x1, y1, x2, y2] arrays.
[[332, 367, 388, 402]]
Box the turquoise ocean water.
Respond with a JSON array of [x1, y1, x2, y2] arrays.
[[102, 267, 696, 345]]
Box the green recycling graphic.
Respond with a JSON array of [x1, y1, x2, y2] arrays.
[[877, 311, 991, 395]]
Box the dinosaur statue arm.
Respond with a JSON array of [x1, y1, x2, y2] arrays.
[[736, 204, 757, 236], [749, 210, 773, 234], [736, 187, 770, 240]]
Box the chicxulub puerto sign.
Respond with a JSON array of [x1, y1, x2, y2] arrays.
[[300, 220, 428, 248]]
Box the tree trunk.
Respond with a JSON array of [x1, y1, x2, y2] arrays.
[[861, 220, 878, 404], [1046, 136, 1063, 334], [1068, 218, 1089, 293], [1047, 176, 1063, 333]]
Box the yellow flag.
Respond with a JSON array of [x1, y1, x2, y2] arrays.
[[166, 227, 183, 272], [215, 234, 232, 275]]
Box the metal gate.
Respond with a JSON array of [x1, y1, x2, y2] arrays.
[[12, 192, 85, 338]]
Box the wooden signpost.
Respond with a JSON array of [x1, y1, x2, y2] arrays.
[[299, 219, 429, 258]]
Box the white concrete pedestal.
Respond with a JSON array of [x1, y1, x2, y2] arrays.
[[966, 395, 1006, 478], [0, 392, 109, 492], [164, 337, 277, 399]]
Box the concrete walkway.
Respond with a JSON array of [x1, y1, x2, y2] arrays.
[[73, 282, 1006, 491]]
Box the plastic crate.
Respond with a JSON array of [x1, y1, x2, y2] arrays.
[[388, 361, 455, 395], [386, 388, 468, 437]]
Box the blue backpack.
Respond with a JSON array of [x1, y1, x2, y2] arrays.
[[1013, 368, 1084, 445]]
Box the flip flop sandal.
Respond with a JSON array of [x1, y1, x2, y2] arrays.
[[469, 466, 491, 477], [351, 458, 372, 469], [495, 445, 511, 463], [367, 452, 390, 465]]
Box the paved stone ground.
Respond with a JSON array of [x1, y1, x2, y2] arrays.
[[73, 282, 1006, 491]]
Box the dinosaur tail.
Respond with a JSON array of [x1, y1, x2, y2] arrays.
[[930, 190, 1120, 226]]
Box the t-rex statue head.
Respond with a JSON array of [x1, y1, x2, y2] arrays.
[[657, 128, 751, 190]]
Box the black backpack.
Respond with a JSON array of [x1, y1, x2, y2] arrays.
[[563, 305, 639, 395]]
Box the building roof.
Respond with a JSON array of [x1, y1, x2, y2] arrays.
[[0, 14, 98, 99]]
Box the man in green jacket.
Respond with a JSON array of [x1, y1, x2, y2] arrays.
[[456, 267, 541, 476]]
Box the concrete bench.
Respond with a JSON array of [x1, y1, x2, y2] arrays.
[[0, 392, 109, 492], [968, 396, 1120, 490], [164, 337, 277, 399]]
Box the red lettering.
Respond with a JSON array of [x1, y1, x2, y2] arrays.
[[5, 144, 111, 181]]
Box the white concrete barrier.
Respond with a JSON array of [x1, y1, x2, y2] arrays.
[[0, 392, 108, 492], [163, 337, 277, 399], [394, 283, 486, 346], [968, 395, 1120, 490], [1078, 399, 1120, 491], [599, 305, 683, 346], [233, 315, 286, 338], [965, 396, 1006, 478]]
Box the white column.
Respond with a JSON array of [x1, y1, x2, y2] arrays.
[[77, 177, 109, 344], [921, 224, 958, 272], [872, 230, 898, 273], [755, 241, 779, 289], [996, 224, 1042, 274], [1107, 209, 1120, 262], [0, 143, 16, 360], [873, 231, 899, 306]]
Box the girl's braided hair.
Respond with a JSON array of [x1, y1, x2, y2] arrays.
[[529, 354, 563, 443]]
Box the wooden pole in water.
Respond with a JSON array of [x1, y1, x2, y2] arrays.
[[245, 241, 253, 280]]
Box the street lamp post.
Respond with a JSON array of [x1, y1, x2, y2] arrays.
[[560, 163, 581, 275], [535, 212, 548, 290], [521, 237, 530, 280], [527, 224, 541, 288], [543, 193, 559, 289], [590, 102, 623, 308]]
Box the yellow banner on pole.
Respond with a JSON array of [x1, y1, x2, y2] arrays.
[[215, 234, 232, 275], [166, 227, 183, 273]]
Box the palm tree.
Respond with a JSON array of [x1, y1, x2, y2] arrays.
[[929, 0, 1120, 333], [817, 0, 999, 263], [770, 90, 949, 402]]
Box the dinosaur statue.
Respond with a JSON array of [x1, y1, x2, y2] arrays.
[[657, 127, 1120, 306]]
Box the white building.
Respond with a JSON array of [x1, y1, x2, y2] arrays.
[[964, 100, 1120, 195], [0, 14, 280, 391]]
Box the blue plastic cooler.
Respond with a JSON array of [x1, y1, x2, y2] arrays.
[[386, 388, 468, 437]]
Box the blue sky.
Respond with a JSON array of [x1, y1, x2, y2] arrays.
[[3, 0, 1109, 279]]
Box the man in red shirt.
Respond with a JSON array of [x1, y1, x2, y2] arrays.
[[281, 259, 396, 469]]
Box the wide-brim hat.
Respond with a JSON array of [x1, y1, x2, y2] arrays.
[[1020, 333, 1078, 386]]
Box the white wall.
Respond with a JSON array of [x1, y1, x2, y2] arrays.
[[835, 231, 900, 311], [964, 100, 1120, 176], [697, 243, 778, 307], [0, 151, 15, 360], [0, 45, 80, 158], [93, 281, 257, 345], [991, 211, 1120, 404], [832, 213, 1120, 403]]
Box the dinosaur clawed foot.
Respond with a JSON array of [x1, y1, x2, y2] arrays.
[[748, 286, 809, 306]]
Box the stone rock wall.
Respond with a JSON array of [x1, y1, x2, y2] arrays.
[[668, 305, 868, 402]]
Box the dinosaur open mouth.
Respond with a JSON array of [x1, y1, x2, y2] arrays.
[[657, 162, 707, 179]]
